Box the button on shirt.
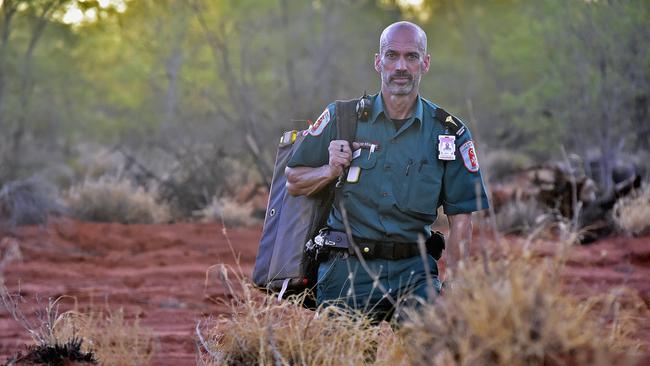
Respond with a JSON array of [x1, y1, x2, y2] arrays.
[[287, 93, 489, 243]]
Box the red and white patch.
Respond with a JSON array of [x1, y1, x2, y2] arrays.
[[460, 140, 479, 172], [308, 108, 330, 136]]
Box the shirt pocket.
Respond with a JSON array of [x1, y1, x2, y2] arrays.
[[345, 150, 377, 184], [353, 150, 378, 169], [400, 162, 441, 215]]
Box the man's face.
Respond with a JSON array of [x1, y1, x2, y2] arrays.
[[374, 27, 430, 97]]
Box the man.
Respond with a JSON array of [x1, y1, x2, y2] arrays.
[[286, 21, 489, 322]]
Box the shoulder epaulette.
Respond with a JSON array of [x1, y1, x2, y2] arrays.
[[434, 107, 466, 136]]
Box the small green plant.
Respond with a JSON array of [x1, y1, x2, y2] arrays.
[[613, 184, 650, 236], [62, 175, 171, 224]]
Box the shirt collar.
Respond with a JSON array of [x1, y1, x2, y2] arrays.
[[370, 93, 424, 131]]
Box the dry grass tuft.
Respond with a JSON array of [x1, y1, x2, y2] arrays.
[[200, 243, 647, 365], [0, 289, 155, 366], [55, 307, 155, 366], [613, 184, 650, 236], [483, 149, 533, 179], [63, 175, 171, 224], [394, 256, 645, 366], [196, 196, 259, 227], [197, 266, 396, 365], [495, 198, 549, 235], [197, 202, 647, 366]]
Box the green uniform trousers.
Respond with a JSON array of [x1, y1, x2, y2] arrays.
[[316, 252, 442, 323]]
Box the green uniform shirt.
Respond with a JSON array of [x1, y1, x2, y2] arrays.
[[287, 93, 489, 243]]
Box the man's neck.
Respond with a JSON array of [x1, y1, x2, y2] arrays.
[[381, 91, 418, 120]]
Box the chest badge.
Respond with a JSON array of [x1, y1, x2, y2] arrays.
[[438, 135, 456, 161]]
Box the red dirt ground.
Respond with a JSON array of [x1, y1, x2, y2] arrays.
[[1, 218, 649, 365]]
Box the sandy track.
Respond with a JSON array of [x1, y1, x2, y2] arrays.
[[0, 218, 648, 364]]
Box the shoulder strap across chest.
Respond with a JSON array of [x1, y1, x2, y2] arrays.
[[335, 99, 359, 144]]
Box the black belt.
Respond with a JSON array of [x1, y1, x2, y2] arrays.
[[321, 231, 422, 260]]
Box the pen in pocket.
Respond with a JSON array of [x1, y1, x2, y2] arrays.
[[418, 159, 427, 173], [405, 159, 414, 176]]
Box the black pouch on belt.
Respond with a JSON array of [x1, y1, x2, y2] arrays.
[[426, 231, 445, 260]]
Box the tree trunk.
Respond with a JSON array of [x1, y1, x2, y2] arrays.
[[11, 0, 60, 163], [0, 0, 19, 131], [162, 11, 187, 129]]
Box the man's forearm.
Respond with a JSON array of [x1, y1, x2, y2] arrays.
[[446, 213, 472, 271], [286, 165, 339, 196]]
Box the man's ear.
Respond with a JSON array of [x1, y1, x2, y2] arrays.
[[422, 53, 431, 73], [374, 53, 382, 73]]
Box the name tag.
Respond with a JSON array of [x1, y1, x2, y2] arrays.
[[346, 166, 361, 183], [438, 135, 456, 161]]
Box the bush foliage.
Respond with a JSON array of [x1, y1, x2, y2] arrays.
[[613, 185, 650, 236], [195, 196, 259, 227], [482, 149, 534, 181], [62, 176, 171, 224], [495, 198, 549, 235], [0, 178, 61, 231]]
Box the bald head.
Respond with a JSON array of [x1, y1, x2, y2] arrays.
[[379, 21, 427, 55]]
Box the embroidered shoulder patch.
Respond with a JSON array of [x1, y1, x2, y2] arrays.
[[308, 108, 330, 136], [460, 140, 479, 172]]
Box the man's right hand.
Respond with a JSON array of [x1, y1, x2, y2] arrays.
[[286, 140, 359, 197], [328, 140, 362, 178], [328, 140, 352, 178]]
